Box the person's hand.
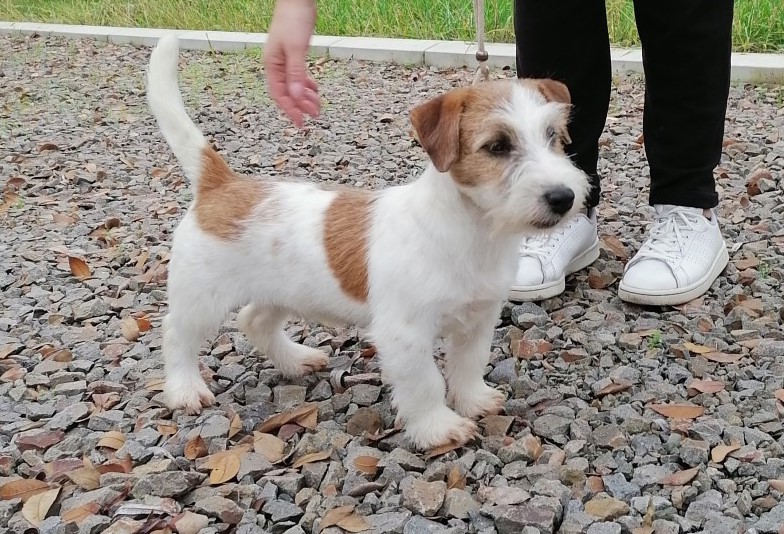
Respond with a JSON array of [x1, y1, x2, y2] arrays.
[[265, 0, 321, 128]]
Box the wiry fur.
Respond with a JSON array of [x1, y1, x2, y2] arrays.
[[146, 35, 589, 450]]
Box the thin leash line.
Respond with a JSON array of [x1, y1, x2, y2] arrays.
[[472, 0, 489, 86]]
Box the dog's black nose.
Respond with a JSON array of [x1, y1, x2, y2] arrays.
[[544, 187, 575, 215]]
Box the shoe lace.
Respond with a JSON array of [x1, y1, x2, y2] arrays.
[[636, 208, 707, 263], [520, 220, 574, 257]]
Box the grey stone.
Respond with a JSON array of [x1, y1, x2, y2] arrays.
[[533, 414, 572, 439], [754, 503, 784, 533], [350, 384, 382, 406], [679, 438, 710, 466], [261, 500, 303, 523], [441, 488, 479, 519], [401, 477, 446, 517], [489, 358, 518, 384], [491, 504, 556, 534], [366, 511, 412, 534], [131, 471, 204, 498], [273, 385, 307, 407], [379, 448, 426, 472], [47, 402, 90, 430], [194, 496, 245, 524], [601, 473, 640, 501], [586, 523, 621, 534]]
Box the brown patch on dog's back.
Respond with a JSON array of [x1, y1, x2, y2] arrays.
[[324, 191, 374, 302], [195, 146, 268, 239]]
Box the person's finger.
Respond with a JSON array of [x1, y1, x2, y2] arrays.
[[299, 87, 321, 119], [302, 76, 318, 95], [276, 94, 305, 128]]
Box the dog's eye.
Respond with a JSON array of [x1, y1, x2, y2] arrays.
[[484, 136, 512, 156]]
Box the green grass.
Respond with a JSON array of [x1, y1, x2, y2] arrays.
[[2, 0, 783, 52]]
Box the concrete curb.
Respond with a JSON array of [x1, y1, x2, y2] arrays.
[[2, 21, 784, 83]]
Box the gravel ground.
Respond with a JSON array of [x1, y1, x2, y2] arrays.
[[1, 34, 784, 534]]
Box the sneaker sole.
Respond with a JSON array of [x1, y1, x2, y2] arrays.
[[617, 247, 730, 306], [508, 240, 601, 302]]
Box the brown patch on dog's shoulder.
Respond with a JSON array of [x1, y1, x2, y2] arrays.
[[195, 146, 268, 239], [324, 191, 374, 302]]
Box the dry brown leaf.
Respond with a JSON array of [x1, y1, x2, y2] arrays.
[[425, 440, 462, 459], [321, 505, 355, 529], [632, 528, 655, 534], [209, 453, 241, 485], [0, 344, 20, 359], [447, 465, 466, 490], [38, 142, 59, 152], [0, 367, 25, 382], [66, 466, 101, 490], [68, 256, 91, 280], [337, 514, 372, 533], [22, 486, 60, 527], [252, 433, 286, 463], [257, 404, 318, 433], [686, 380, 726, 395], [156, 421, 178, 436], [97, 431, 126, 450], [769, 479, 784, 492], [92, 392, 121, 412], [0, 479, 51, 502], [62, 502, 100, 525], [292, 449, 332, 469], [700, 352, 743, 364], [321, 504, 354, 530], [121, 316, 140, 342], [200, 444, 253, 470], [659, 466, 700, 486], [711, 444, 741, 463], [600, 235, 628, 260], [228, 413, 242, 439], [596, 381, 632, 397], [145, 378, 166, 392], [649, 404, 704, 420], [353, 456, 379, 476], [135, 315, 152, 333], [775, 389, 784, 403], [683, 342, 714, 354], [96, 455, 133, 475], [184, 436, 208, 460], [135, 250, 150, 269]]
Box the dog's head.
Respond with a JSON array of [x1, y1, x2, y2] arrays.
[[410, 78, 589, 234]]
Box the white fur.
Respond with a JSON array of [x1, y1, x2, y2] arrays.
[[147, 35, 589, 450]]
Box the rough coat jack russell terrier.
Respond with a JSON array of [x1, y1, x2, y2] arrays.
[[146, 35, 589, 450]]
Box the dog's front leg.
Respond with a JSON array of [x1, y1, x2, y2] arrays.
[[445, 303, 506, 420], [372, 320, 478, 450]]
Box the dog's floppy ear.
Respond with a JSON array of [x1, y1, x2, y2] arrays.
[[532, 78, 572, 106], [529, 79, 573, 145], [410, 88, 470, 173]]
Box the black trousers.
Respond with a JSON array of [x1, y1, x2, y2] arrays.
[[514, 0, 734, 209]]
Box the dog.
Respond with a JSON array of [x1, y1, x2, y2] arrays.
[[146, 35, 589, 450]]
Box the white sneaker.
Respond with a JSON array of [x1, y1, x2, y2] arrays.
[[618, 205, 729, 306], [509, 210, 600, 302]]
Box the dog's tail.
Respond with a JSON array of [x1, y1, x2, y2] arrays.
[[147, 35, 209, 187]]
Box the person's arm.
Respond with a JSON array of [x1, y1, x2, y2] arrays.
[[264, 0, 321, 128]]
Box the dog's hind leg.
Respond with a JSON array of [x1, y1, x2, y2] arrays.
[[237, 303, 329, 377]]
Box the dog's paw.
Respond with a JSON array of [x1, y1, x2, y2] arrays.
[[165, 378, 215, 415], [277, 345, 329, 378], [449, 384, 506, 420], [403, 406, 479, 451]]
